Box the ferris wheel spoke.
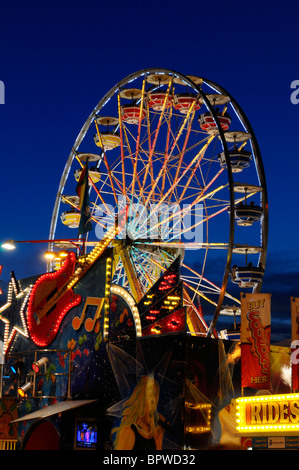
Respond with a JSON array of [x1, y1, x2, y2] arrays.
[[130, 118, 210, 222], [146, 104, 152, 151], [137, 179, 229, 244], [131, 80, 174, 209], [117, 92, 127, 196], [129, 250, 159, 291], [60, 191, 109, 232], [131, 77, 147, 202], [142, 102, 200, 211], [160, 108, 173, 197], [156, 134, 217, 210], [121, 126, 146, 204], [134, 134, 217, 236], [83, 160, 115, 216], [94, 121, 119, 205], [181, 266, 240, 304], [173, 113, 198, 184], [183, 280, 217, 307], [121, 128, 169, 207], [168, 94, 201, 157]]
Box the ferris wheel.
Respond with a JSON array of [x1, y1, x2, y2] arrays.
[[48, 68, 268, 336]]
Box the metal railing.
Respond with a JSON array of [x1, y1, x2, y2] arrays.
[[0, 440, 17, 450], [0, 348, 72, 399]]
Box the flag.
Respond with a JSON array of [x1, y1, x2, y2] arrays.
[[240, 293, 271, 389], [76, 161, 92, 235]]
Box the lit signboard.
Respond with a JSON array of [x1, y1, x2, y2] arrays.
[[236, 393, 299, 435], [74, 418, 97, 450], [142, 306, 186, 336], [137, 256, 180, 317], [140, 283, 183, 330]]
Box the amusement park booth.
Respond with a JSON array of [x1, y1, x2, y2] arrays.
[[0, 250, 295, 451]]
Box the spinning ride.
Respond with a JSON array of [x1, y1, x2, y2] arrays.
[[48, 69, 268, 336]]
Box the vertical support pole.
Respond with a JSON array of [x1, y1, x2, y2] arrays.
[[32, 350, 37, 397], [68, 350, 71, 399]]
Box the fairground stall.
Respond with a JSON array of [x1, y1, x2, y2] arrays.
[[0, 69, 294, 450]]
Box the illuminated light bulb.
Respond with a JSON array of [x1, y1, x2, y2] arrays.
[[1, 240, 16, 250], [32, 357, 48, 373], [18, 381, 32, 397], [59, 250, 68, 258], [44, 251, 56, 260]]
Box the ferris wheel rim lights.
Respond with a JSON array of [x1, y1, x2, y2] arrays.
[[48, 68, 268, 336]]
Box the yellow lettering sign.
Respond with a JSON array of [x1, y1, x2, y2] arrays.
[[268, 402, 279, 424], [251, 403, 261, 424], [247, 398, 299, 426], [237, 395, 299, 434]]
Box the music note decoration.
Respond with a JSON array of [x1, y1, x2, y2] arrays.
[[72, 297, 105, 333]]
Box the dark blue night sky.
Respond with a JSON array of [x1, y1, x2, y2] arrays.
[[0, 0, 299, 341]]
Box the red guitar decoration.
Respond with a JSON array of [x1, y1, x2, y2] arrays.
[[27, 252, 82, 347], [27, 212, 127, 347]]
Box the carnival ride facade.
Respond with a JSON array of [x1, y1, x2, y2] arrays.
[[0, 69, 272, 450]]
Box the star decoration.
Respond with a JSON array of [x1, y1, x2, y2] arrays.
[[0, 271, 33, 354]]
